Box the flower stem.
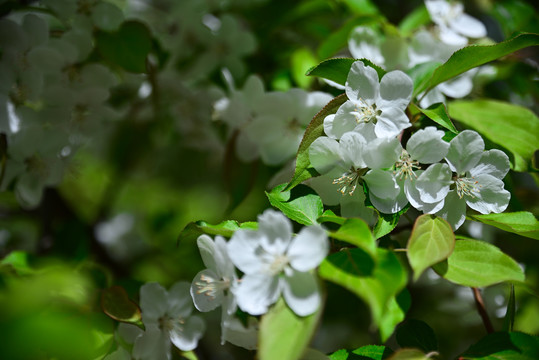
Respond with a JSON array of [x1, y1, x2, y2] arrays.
[[472, 287, 494, 334]]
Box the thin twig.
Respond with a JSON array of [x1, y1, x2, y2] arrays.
[[472, 287, 494, 334]]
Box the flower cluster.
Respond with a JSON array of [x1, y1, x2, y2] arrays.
[[309, 60, 510, 230]]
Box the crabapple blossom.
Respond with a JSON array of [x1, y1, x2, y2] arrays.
[[227, 210, 328, 316], [323, 61, 413, 139], [134, 282, 205, 359]]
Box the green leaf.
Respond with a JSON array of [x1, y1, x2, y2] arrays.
[[407, 215, 455, 281], [286, 94, 347, 190], [100, 286, 142, 325], [410, 102, 458, 134], [386, 349, 429, 360], [266, 183, 324, 226], [0, 250, 33, 275], [420, 33, 539, 95], [373, 211, 400, 239], [470, 212, 539, 240], [396, 319, 438, 353], [379, 294, 407, 343], [433, 240, 525, 287], [319, 248, 407, 340], [398, 4, 430, 36], [291, 47, 318, 88], [177, 220, 256, 244], [406, 62, 441, 98], [342, 0, 380, 16], [317, 209, 346, 225], [329, 218, 376, 256], [460, 331, 539, 359], [306, 58, 386, 87], [96, 20, 152, 73], [449, 99, 539, 171], [329, 345, 393, 360], [258, 298, 322, 360], [503, 284, 515, 332]]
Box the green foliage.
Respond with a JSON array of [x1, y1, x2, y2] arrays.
[[258, 298, 322, 360], [266, 184, 324, 226], [419, 33, 539, 95], [396, 319, 438, 353], [433, 240, 525, 287], [386, 349, 429, 360], [470, 212, 539, 240], [101, 285, 142, 325], [407, 62, 442, 98], [398, 3, 429, 36], [177, 220, 257, 244], [328, 217, 376, 256], [449, 100, 539, 172], [96, 20, 153, 73], [330, 344, 393, 360], [410, 102, 457, 134], [407, 215, 455, 281], [460, 331, 539, 359], [291, 48, 318, 88], [319, 248, 407, 340]]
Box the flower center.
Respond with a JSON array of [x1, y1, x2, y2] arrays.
[[394, 149, 420, 180], [159, 315, 185, 334], [269, 254, 289, 275], [353, 98, 380, 124], [333, 167, 367, 196], [454, 175, 481, 199], [195, 274, 230, 299]]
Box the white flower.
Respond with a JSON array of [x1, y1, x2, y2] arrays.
[[415, 130, 510, 229], [191, 234, 237, 315], [324, 61, 413, 139], [227, 210, 328, 316], [425, 0, 487, 47], [309, 127, 402, 214], [134, 282, 205, 359], [419, 69, 478, 108], [348, 26, 385, 66], [220, 312, 259, 350]]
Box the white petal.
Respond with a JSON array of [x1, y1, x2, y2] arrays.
[[450, 13, 487, 39], [258, 209, 293, 254], [282, 271, 321, 317], [220, 313, 258, 350], [340, 190, 376, 222], [369, 178, 408, 214], [196, 234, 218, 273], [288, 225, 328, 272], [363, 136, 401, 169], [306, 170, 344, 206], [348, 26, 384, 65], [419, 89, 446, 109], [118, 323, 143, 345], [309, 136, 343, 174], [140, 283, 168, 323], [378, 70, 413, 111], [438, 25, 469, 47], [167, 281, 193, 318], [345, 61, 379, 103], [437, 74, 474, 99], [445, 130, 484, 174], [363, 169, 399, 199], [190, 269, 224, 312], [133, 326, 170, 360], [325, 102, 364, 139], [340, 131, 368, 168], [169, 315, 205, 352], [234, 274, 280, 315], [228, 230, 265, 274], [466, 174, 510, 214], [407, 126, 449, 163], [469, 149, 510, 179], [415, 163, 452, 203], [375, 107, 411, 138], [436, 190, 467, 230], [405, 175, 445, 214]]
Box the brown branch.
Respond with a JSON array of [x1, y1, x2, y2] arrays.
[[472, 287, 494, 334]]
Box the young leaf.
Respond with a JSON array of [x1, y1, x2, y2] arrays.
[[373, 211, 400, 239], [306, 58, 386, 86], [407, 215, 455, 281], [319, 248, 407, 340], [96, 21, 153, 73], [330, 345, 393, 360], [177, 220, 257, 244], [266, 183, 324, 226], [101, 286, 142, 325], [460, 331, 539, 359], [433, 240, 525, 287], [410, 102, 458, 134], [329, 218, 376, 256], [406, 62, 441, 98], [286, 94, 347, 191], [449, 100, 539, 171], [419, 32, 539, 95], [317, 209, 346, 225], [396, 319, 438, 353], [470, 212, 539, 240], [258, 298, 322, 360]]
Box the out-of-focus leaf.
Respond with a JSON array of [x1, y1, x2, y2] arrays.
[[407, 62, 442, 98], [329, 345, 393, 360], [306, 58, 386, 87], [342, 0, 380, 15], [470, 212, 539, 240], [410, 102, 457, 134], [329, 218, 375, 256], [96, 20, 152, 73], [433, 240, 525, 287], [101, 286, 142, 325], [291, 48, 318, 88], [177, 220, 257, 244], [419, 33, 539, 95], [407, 215, 455, 281], [258, 298, 321, 360], [0, 251, 33, 275], [460, 331, 539, 359], [286, 94, 347, 191], [396, 319, 438, 353], [449, 100, 539, 171], [266, 184, 324, 226], [398, 4, 430, 35], [386, 349, 429, 360], [503, 284, 515, 332]]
